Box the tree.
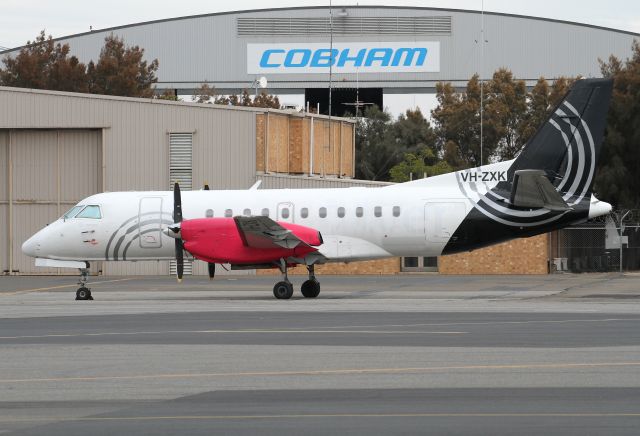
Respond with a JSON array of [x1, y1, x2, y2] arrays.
[[0, 30, 88, 92], [354, 105, 398, 180], [389, 148, 454, 182], [155, 89, 179, 101], [194, 85, 281, 109], [431, 75, 485, 168], [595, 41, 640, 208], [487, 68, 528, 160], [516, 76, 574, 152], [87, 34, 159, 97], [252, 90, 281, 109], [192, 83, 216, 103], [392, 108, 437, 154], [431, 71, 578, 166]]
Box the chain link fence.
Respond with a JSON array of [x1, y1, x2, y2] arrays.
[[552, 210, 640, 272]]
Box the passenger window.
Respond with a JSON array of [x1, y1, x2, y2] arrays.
[[319, 207, 327, 218], [261, 208, 270, 217], [374, 206, 382, 217], [243, 208, 251, 216], [225, 209, 233, 217], [62, 205, 83, 220], [356, 207, 363, 217], [393, 206, 401, 217], [337, 207, 345, 218], [76, 205, 102, 219], [301, 207, 309, 218], [205, 209, 214, 218], [281, 208, 290, 219]]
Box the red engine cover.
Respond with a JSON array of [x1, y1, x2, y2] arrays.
[[180, 218, 321, 265]]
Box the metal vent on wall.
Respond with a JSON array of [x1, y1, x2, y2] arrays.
[[237, 16, 452, 35], [169, 132, 193, 275]]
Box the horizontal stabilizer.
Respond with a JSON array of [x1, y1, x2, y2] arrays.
[[509, 170, 571, 211]]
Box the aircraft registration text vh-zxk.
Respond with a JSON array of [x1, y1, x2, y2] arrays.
[[23, 79, 614, 300]]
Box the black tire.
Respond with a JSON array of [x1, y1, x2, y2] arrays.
[[301, 279, 320, 298], [273, 281, 294, 299], [76, 287, 91, 301]]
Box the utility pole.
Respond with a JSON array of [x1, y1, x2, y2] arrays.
[[619, 210, 631, 273], [479, 0, 484, 168], [328, 0, 334, 154]]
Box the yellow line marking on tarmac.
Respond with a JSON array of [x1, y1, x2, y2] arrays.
[[0, 329, 465, 339], [1, 412, 640, 423], [2, 362, 640, 384], [2, 278, 134, 296]]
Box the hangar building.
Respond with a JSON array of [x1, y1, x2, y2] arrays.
[[2, 6, 638, 115]]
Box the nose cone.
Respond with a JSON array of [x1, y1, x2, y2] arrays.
[[588, 194, 612, 219], [22, 234, 40, 258]]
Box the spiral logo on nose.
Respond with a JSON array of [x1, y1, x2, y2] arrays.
[[456, 100, 594, 228], [105, 212, 174, 260]]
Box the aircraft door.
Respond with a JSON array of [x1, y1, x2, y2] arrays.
[[276, 202, 295, 223], [425, 202, 466, 243], [138, 197, 163, 248]]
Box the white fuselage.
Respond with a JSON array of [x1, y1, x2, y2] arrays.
[[21, 160, 611, 265]]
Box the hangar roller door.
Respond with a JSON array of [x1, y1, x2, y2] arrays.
[[1, 130, 101, 275]]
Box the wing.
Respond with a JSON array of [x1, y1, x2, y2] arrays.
[[233, 216, 311, 250]]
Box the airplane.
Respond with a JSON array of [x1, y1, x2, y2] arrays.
[[21, 78, 614, 300]]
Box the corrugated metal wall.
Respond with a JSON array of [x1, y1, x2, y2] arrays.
[[0, 131, 8, 274], [9, 6, 635, 92], [1, 129, 100, 274]]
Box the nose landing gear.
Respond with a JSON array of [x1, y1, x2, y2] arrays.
[[75, 266, 93, 301]]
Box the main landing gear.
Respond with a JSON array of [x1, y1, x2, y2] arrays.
[[272, 261, 321, 300], [301, 265, 320, 298], [75, 266, 93, 301], [273, 259, 294, 299]]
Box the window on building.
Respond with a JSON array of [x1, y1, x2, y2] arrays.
[[301, 207, 309, 218], [393, 206, 401, 217], [243, 208, 251, 216], [205, 209, 214, 218], [356, 207, 363, 218], [404, 257, 418, 268], [374, 206, 382, 217], [319, 207, 327, 218], [337, 207, 345, 218], [76, 205, 102, 219], [261, 208, 269, 217], [225, 209, 233, 217]]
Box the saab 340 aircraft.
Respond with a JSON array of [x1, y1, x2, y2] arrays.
[[22, 79, 614, 300]]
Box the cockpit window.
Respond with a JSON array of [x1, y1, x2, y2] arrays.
[[76, 205, 102, 219], [62, 205, 83, 220]]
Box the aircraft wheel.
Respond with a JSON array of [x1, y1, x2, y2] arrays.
[[301, 279, 320, 298], [76, 287, 93, 301], [273, 281, 294, 299]]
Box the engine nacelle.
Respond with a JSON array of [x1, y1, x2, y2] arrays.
[[180, 218, 321, 265]]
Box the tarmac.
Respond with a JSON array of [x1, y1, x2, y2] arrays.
[[1, 273, 640, 435]]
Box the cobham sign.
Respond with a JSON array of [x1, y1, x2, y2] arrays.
[[247, 42, 440, 74]]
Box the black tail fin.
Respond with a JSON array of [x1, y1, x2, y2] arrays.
[[442, 79, 614, 255], [510, 78, 613, 202]]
